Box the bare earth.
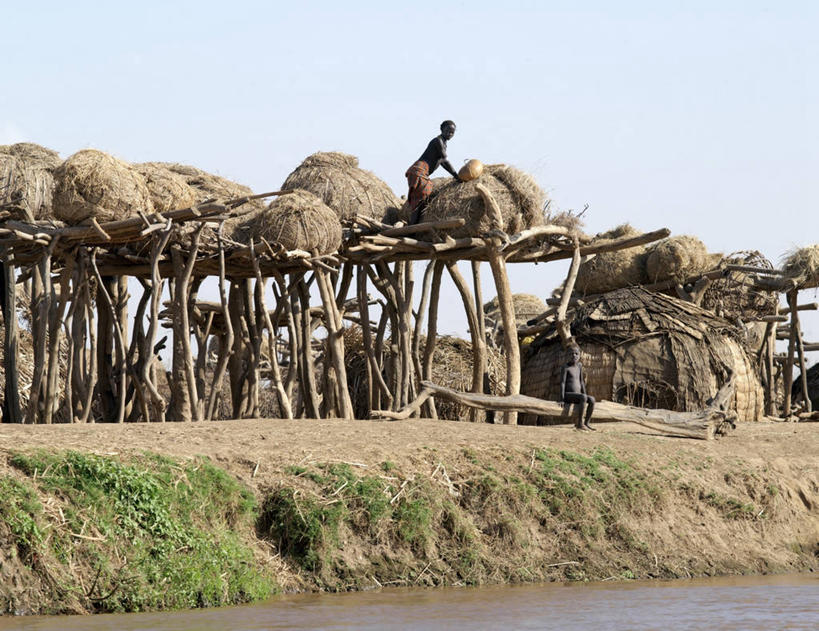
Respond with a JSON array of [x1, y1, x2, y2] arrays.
[[0, 417, 815, 496]]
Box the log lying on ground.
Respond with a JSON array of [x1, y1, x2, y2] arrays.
[[375, 379, 736, 440]]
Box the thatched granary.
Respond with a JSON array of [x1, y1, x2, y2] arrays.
[[146, 161, 266, 242], [484, 293, 547, 346], [0, 143, 60, 219], [645, 235, 711, 283], [133, 163, 198, 213], [53, 149, 153, 224], [520, 287, 764, 424], [345, 329, 506, 421], [244, 189, 342, 255], [574, 224, 649, 296], [782, 245, 819, 289], [282, 152, 400, 222], [422, 164, 547, 238], [701, 250, 779, 322]]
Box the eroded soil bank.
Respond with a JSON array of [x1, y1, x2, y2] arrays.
[[0, 418, 817, 615]]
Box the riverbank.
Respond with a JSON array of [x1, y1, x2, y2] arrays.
[[1, 418, 817, 615]]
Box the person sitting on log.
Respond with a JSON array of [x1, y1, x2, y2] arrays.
[[560, 344, 596, 431], [405, 120, 460, 224]]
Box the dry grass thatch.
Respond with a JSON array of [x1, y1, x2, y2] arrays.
[[53, 149, 153, 224], [344, 328, 506, 421], [645, 235, 710, 283], [484, 293, 547, 329], [148, 161, 266, 243], [575, 224, 649, 295], [282, 151, 400, 222], [133, 163, 198, 213], [782, 245, 819, 289], [422, 164, 547, 238], [701, 251, 779, 321], [247, 189, 341, 254], [520, 287, 764, 424], [0, 143, 60, 220]]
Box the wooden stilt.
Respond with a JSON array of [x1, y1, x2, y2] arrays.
[[1, 249, 21, 423], [446, 262, 486, 421]]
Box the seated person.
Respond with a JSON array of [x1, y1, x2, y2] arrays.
[[559, 344, 596, 431]]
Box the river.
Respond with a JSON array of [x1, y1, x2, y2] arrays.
[[1, 574, 817, 630]]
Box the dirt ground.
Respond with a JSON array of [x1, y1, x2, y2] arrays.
[[0, 417, 816, 495]]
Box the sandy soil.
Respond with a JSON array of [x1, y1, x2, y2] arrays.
[[0, 417, 815, 493]]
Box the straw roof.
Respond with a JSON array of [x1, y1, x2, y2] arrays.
[[483, 293, 547, 329], [520, 287, 764, 424], [645, 235, 710, 283], [53, 149, 153, 224], [133, 162, 198, 213], [422, 164, 547, 238], [0, 143, 60, 220], [574, 224, 649, 295], [245, 189, 342, 255], [782, 245, 819, 289], [282, 151, 400, 222]]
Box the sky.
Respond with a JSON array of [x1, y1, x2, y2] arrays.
[[2, 1, 817, 365]]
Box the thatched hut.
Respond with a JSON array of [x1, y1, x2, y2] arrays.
[[520, 287, 764, 424], [574, 224, 649, 295], [0, 143, 61, 220], [282, 152, 400, 222], [782, 245, 819, 289], [53, 149, 153, 224], [421, 164, 547, 238], [345, 329, 506, 421]]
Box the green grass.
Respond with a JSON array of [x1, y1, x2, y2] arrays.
[[5, 450, 273, 613]]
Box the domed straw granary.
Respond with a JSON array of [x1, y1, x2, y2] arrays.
[[520, 287, 764, 424]]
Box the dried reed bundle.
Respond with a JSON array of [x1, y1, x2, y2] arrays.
[[133, 162, 198, 213], [282, 151, 400, 221], [53, 149, 153, 223], [249, 189, 341, 254], [422, 164, 547, 238], [782, 245, 819, 289], [645, 235, 710, 283], [575, 224, 648, 295]]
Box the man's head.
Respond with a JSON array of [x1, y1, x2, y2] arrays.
[[440, 120, 456, 140]]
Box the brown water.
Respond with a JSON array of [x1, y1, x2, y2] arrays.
[[2, 574, 817, 630]]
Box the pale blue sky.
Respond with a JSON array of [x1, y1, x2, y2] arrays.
[[2, 1, 817, 361]]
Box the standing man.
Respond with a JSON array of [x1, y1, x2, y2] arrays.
[[406, 120, 460, 224]]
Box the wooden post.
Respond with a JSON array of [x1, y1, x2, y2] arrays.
[[1, 249, 21, 423], [315, 264, 354, 419], [142, 226, 173, 422], [250, 246, 292, 419], [476, 184, 521, 424], [783, 290, 797, 416], [43, 256, 73, 424], [446, 262, 486, 421], [206, 225, 233, 421], [789, 290, 812, 413], [422, 261, 444, 419], [296, 277, 321, 418]]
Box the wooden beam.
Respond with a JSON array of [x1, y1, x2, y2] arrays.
[[377, 381, 734, 440]]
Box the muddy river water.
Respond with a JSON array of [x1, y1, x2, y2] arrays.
[[1, 573, 816, 630]]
